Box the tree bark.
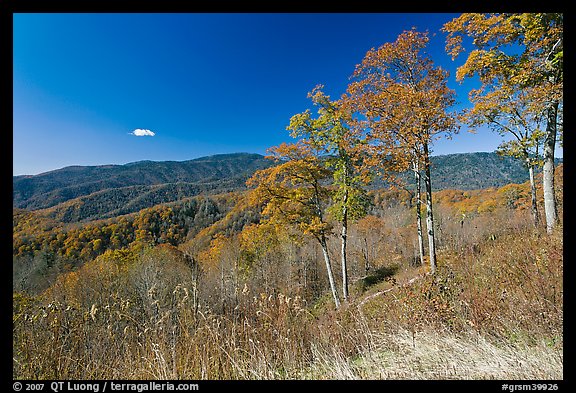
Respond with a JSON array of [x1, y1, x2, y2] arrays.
[[310, 177, 340, 308], [422, 143, 437, 274], [363, 238, 370, 275], [413, 159, 425, 267], [543, 101, 558, 234], [527, 159, 540, 228], [340, 196, 349, 301], [320, 235, 340, 308]]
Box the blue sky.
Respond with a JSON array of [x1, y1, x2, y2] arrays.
[[12, 13, 558, 175]]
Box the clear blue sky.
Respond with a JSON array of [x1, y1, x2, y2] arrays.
[[12, 13, 558, 175]]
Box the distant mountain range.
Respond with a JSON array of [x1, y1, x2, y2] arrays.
[[13, 151, 562, 223], [13, 153, 272, 214], [420, 152, 561, 191]]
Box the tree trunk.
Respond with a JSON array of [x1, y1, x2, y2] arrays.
[[187, 255, 200, 321], [320, 235, 340, 308], [422, 143, 437, 274], [413, 159, 425, 266], [527, 159, 540, 228], [363, 238, 370, 275], [341, 199, 349, 301], [543, 101, 558, 234]]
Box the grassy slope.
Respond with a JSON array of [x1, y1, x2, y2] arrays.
[[13, 168, 563, 380], [302, 226, 563, 380], [13, 223, 563, 380]]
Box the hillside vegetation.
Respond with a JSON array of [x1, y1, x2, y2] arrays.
[[13, 152, 561, 223], [13, 153, 273, 212], [13, 166, 563, 379]]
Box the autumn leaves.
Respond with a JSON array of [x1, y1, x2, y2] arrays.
[[247, 14, 563, 309], [443, 13, 563, 234], [247, 30, 455, 308]]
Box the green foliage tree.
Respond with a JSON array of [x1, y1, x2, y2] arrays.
[[287, 85, 370, 301]]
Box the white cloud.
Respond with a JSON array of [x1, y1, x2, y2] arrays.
[[130, 129, 156, 137]]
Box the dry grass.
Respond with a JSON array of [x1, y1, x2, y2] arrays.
[[13, 207, 563, 380], [305, 327, 562, 380], [359, 225, 563, 347]]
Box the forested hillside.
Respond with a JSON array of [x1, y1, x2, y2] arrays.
[[13, 153, 273, 211], [13, 151, 561, 223], [13, 165, 563, 379], [13, 165, 563, 293], [422, 152, 562, 190]]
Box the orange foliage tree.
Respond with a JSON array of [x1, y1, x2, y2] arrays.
[[246, 142, 341, 308], [443, 13, 563, 233], [345, 29, 459, 273]]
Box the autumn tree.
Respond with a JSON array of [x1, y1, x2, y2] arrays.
[[238, 222, 285, 294], [481, 85, 545, 227], [345, 29, 459, 273], [287, 85, 370, 301], [355, 215, 385, 274], [246, 142, 341, 308], [443, 13, 563, 233], [444, 44, 546, 227]]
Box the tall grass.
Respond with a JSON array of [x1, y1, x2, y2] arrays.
[[306, 327, 562, 379], [13, 204, 563, 380]]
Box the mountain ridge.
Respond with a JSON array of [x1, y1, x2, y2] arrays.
[[14, 151, 562, 223], [13, 152, 273, 211]]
